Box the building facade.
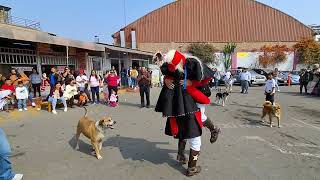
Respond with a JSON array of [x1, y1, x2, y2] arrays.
[[0, 22, 152, 77], [112, 0, 314, 53]]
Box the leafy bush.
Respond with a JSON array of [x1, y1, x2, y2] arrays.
[[293, 38, 320, 65], [188, 43, 217, 64]]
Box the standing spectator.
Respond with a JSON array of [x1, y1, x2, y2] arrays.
[[299, 69, 309, 94], [240, 69, 251, 94], [213, 68, 221, 90], [76, 70, 88, 92], [48, 67, 61, 90], [120, 67, 128, 87], [0, 128, 24, 180], [265, 73, 276, 105], [106, 71, 120, 101], [9, 69, 21, 86], [103, 71, 110, 104], [62, 67, 74, 85], [130, 67, 139, 89], [15, 81, 28, 111], [76, 71, 91, 102], [273, 68, 280, 92], [137, 67, 151, 108], [223, 70, 231, 91], [48, 82, 68, 114], [111, 66, 118, 76], [29, 68, 42, 97], [127, 66, 132, 88], [89, 70, 101, 104]]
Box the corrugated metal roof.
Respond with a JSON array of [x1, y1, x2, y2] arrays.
[[114, 0, 313, 43]]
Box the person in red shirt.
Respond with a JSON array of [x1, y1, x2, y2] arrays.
[[106, 71, 120, 101], [1, 79, 15, 93], [1, 79, 15, 112]]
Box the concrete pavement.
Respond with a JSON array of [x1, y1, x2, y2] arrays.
[[1, 85, 320, 180]]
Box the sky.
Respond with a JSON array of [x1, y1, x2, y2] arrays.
[[0, 0, 319, 44]]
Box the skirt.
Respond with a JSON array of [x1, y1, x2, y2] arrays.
[[155, 84, 199, 117]]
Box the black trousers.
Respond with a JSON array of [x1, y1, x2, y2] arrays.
[[139, 85, 150, 106], [265, 93, 274, 104], [300, 82, 308, 94], [108, 86, 118, 102], [32, 83, 41, 97]]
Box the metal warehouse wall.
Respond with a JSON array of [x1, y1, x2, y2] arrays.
[[114, 0, 313, 43]]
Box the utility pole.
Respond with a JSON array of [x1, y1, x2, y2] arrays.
[[123, 0, 127, 26]]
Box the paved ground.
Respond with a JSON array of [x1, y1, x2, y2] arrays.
[[1, 85, 320, 180]]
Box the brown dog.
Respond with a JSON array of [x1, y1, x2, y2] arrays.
[[74, 107, 116, 159], [33, 97, 42, 111], [261, 101, 281, 128]]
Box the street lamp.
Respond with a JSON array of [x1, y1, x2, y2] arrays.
[[94, 35, 99, 43]]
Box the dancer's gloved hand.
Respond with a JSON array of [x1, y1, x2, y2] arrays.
[[165, 79, 174, 89], [179, 80, 192, 86]]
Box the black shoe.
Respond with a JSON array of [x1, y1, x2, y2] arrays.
[[140, 105, 145, 108], [146, 105, 150, 108]]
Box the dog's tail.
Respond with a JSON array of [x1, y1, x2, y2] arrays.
[[83, 107, 88, 117]]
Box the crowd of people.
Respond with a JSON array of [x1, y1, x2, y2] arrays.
[[0, 65, 155, 114], [299, 64, 320, 96]]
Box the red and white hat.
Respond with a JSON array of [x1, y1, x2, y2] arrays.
[[164, 50, 186, 72]]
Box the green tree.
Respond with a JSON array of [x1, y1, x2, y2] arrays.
[[188, 43, 217, 64], [223, 43, 236, 71]]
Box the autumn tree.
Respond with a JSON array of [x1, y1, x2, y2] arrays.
[[258, 45, 289, 68], [188, 43, 217, 64], [293, 38, 320, 65]]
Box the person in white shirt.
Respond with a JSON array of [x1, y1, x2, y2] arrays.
[[64, 80, 78, 108], [265, 73, 276, 104], [89, 70, 102, 104], [15, 81, 29, 111], [76, 70, 88, 92], [213, 68, 221, 90], [224, 70, 232, 92], [240, 69, 252, 94]]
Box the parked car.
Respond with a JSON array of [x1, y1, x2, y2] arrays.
[[278, 71, 300, 85], [252, 68, 273, 78], [233, 69, 266, 86]]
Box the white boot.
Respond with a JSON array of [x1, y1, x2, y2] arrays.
[[12, 174, 23, 180]]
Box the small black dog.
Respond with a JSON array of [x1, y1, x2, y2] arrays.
[[216, 90, 229, 107]]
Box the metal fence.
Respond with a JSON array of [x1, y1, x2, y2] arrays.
[[2, 15, 41, 30]]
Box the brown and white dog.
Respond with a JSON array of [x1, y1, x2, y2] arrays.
[[261, 101, 281, 128], [74, 107, 116, 159]]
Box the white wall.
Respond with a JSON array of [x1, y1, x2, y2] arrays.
[[236, 52, 295, 71]]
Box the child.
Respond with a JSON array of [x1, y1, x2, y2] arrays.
[[15, 81, 29, 111], [109, 89, 118, 107], [265, 73, 276, 105], [78, 91, 88, 107]]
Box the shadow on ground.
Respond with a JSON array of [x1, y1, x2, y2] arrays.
[[103, 136, 186, 174], [119, 101, 156, 109], [68, 136, 186, 175]]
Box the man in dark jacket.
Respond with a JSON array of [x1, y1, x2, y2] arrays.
[[137, 67, 151, 108], [299, 69, 309, 94]]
